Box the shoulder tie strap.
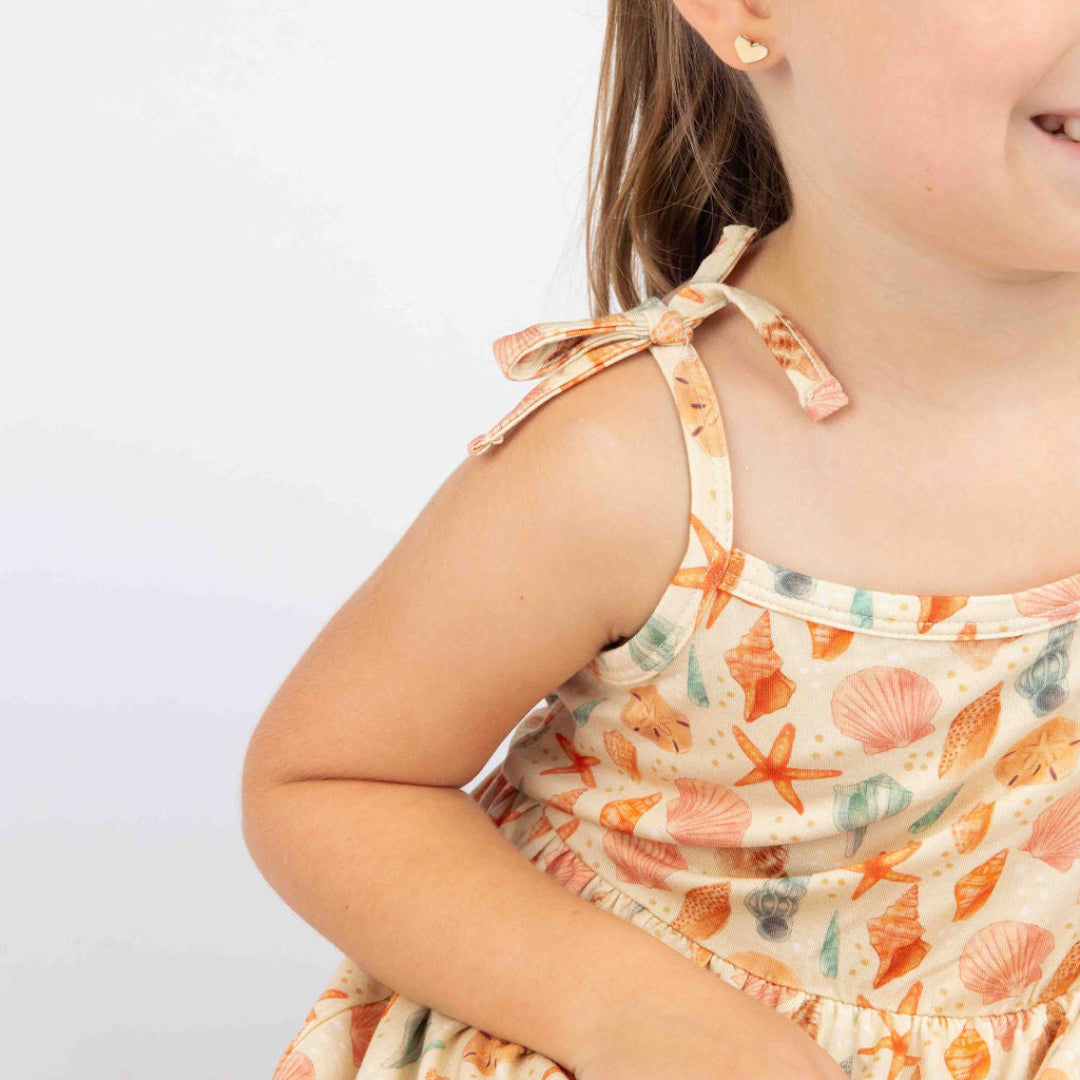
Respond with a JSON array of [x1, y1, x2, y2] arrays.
[[466, 223, 849, 457]]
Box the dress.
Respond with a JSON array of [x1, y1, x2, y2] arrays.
[[272, 223, 1080, 1080]]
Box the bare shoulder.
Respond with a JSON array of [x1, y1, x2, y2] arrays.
[[466, 346, 691, 650], [241, 344, 691, 795]]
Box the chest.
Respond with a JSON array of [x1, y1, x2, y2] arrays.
[[694, 324, 1080, 599]]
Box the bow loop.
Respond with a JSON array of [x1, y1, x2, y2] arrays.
[[466, 222, 850, 457], [467, 295, 698, 456], [491, 295, 691, 383]]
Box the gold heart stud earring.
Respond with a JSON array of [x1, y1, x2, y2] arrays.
[[734, 34, 769, 64]]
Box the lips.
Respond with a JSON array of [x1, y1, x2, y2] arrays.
[[1031, 114, 1080, 143], [1032, 109, 1080, 121]]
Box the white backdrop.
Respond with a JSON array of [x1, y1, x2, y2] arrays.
[[3, 3, 605, 1076]]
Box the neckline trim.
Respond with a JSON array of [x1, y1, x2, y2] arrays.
[[723, 542, 1080, 640], [589, 223, 1080, 685]]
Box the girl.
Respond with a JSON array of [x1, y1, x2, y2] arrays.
[[242, 1, 1080, 1077]]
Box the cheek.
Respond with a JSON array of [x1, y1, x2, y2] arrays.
[[797, 53, 981, 199], [790, 2, 1036, 200]]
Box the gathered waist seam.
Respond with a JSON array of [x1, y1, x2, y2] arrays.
[[548, 823, 1080, 1022], [492, 783, 1080, 1024]]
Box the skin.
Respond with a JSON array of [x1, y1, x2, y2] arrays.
[[245, 11, 1079, 1075], [678, 0, 1080, 380], [641, 0, 1080, 600]]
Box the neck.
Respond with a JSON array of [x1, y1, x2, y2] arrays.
[[729, 209, 1080, 416]]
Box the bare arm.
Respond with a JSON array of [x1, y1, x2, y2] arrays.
[[242, 778, 739, 1073], [241, 350, 715, 1073]]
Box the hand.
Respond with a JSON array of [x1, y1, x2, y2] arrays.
[[571, 975, 848, 1080]]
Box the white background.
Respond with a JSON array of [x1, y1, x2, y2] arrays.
[[4, 3, 605, 1076]]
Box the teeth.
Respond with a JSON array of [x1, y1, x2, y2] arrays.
[[1035, 114, 1080, 142]]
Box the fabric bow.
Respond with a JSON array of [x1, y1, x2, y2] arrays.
[[467, 225, 849, 456]]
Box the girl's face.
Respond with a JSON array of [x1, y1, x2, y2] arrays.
[[678, 0, 1080, 271]]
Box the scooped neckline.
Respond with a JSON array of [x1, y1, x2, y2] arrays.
[[573, 223, 1080, 687], [720, 541, 1080, 640]]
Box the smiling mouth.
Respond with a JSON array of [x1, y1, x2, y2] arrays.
[[1031, 114, 1080, 143]]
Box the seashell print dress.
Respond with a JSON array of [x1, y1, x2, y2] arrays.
[[272, 224, 1080, 1080]]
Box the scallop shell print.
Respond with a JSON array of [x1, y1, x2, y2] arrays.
[[273, 1051, 314, 1080], [958, 921, 1056, 1005], [603, 830, 688, 889], [830, 666, 941, 755], [1013, 577, 1080, 622], [666, 776, 753, 848], [1018, 787, 1080, 872]]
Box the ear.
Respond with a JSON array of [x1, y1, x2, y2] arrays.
[[673, 0, 785, 72]]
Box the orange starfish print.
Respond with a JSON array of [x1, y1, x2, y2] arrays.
[[731, 722, 843, 814], [841, 840, 923, 900], [538, 731, 601, 787], [854, 982, 924, 1079], [670, 513, 741, 631]]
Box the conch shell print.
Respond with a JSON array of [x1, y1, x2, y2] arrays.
[[603, 728, 642, 782], [832, 773, 912, 857], [462, 1029, 529, 1073], [599, 792, 664, 835], [952, 848, 1008, 921], [917, 593, 971, 633], [714, 842, 790, 879], [724, 609, 796, 723], [744, 875, 809, 942], [951, 801, 995, 854], [1036, 939, 1080, 1003], [866, 883, 931, 988], [1016, 623, 1074, 718], [942, 1021, 992, 1080], [807, 620, 855, 661]]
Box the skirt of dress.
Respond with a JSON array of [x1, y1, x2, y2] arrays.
[[271, 762, 1080, 1080]]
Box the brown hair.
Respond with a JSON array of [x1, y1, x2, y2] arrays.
[[583, 0, 791, 318]]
